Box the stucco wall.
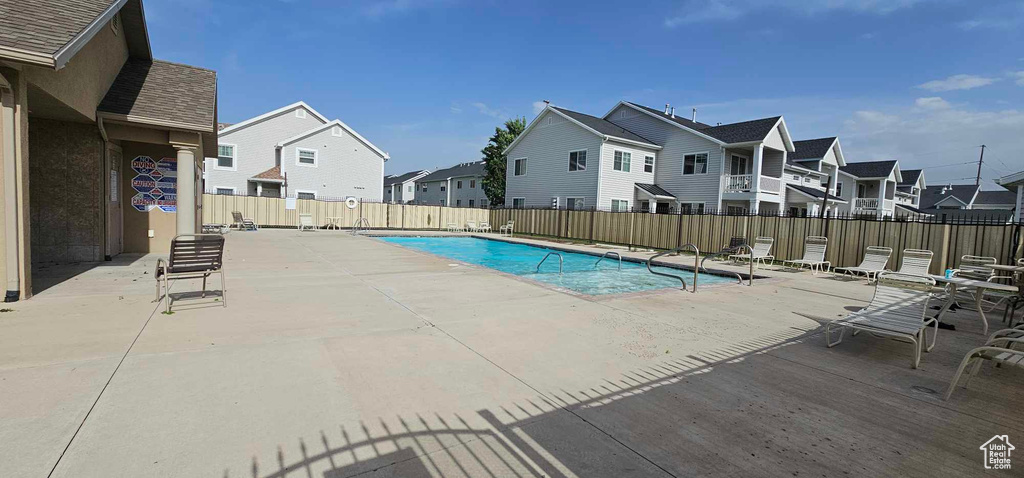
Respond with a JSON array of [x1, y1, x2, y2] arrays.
[[120, 142, 178, 253], [28, 118, 105, 263]]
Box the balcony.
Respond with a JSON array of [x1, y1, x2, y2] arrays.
[[723, 174, 781, 194]]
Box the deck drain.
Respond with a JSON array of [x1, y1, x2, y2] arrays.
[[911, 385, 937, 394]]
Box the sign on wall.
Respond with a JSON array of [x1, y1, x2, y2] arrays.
[[130, 155, 177, 213]]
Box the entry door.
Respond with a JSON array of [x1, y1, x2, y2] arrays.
[[731, 155, 749, 174], [655, 202, 670, 214], [106, 144, 123, 257]]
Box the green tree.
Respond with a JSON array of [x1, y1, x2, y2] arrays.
[[481, 116, 526, 206]]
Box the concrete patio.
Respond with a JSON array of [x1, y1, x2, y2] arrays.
[[1, 229, 1020, 477]]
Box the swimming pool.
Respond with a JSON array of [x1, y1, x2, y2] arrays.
[[378, 236, 737, 295]]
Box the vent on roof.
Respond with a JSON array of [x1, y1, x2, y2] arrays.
[[295, 109, 306, 119], [110, 14, 120, 36], [664, 104, 670, 114], [670, 107, 675, 119]]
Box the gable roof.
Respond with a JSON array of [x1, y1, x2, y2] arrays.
[[613, 102, 793, 149], [790, 137, 836, 161], [974, 190, 1017, 205], [635, 183, 676, 199], [898, 169, 923, 187], [97, 58, 217, 132], [219, 101, 328, 135], [919, 184, 979, 208], [786, 184, 847, 203], [0, 0, 151, 68], [839, 160, 898, 179], [250, 165, 284, 182], [418, 161, 486, 182], [549, 107, 659, 147], [384, 170, 429, 187], [275, 119, 389, 160]]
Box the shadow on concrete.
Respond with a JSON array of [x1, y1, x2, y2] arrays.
[[31, 253, 149, 295]]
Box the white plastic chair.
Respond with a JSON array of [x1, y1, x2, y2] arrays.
[[833, 246, 892, 282], [784, 236, 830, 274], [896, 249, 933, 276], [729, 237, 774, 269], [298, 213, 317, 231]]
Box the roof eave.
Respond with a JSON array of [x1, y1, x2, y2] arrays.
[[604, 136, 661, 150], [0, 45, 56, 68], [96, 111, 214, 133], [220, 101, 329, 135], [53, 0, 130, 70]]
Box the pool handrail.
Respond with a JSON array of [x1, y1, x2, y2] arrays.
[[536, 251, 563, 275], [647, 243, 699, 293], [594, 251, 622, 270], [351, 217, 370, 235]]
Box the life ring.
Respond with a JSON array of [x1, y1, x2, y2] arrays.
[[345, 197, 359, 209]]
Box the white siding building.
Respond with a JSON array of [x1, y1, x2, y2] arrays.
[[204, 102, 388, 200], [384, 170, 429, 204]]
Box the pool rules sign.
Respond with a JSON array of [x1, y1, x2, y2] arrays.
[[130, 155, 177, 213]]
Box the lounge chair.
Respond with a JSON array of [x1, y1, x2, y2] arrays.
[[783, 236, 830, 274], [477, 221, 492, 233], [499, 220, 515, 237], [298, 213, 317, 231], [951, 255, 1017, 313], [446, 223, 463, 232], [944, 324, 1024, 400], [155, 234, 227, 313], [466, 221, 477, 232], [729, 236, 774, 269], [826, 272, 937, 368], [896, 249, 933, 275], [231, 211, 257, 231], [833, 246, 892, 282]]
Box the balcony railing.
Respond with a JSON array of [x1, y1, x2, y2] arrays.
[[759, 176, 781, 194], [854, 197, 879, 210], [723, 174, 753, 192]]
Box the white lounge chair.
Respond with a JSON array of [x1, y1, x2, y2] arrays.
[[499, 220, 515, 237], [896, 249, 933, 275], [826, 272, 937, 368], [833, 246, 892, 282], [945, 324, 1024, 400], [231, 211, 257, 231], [729, 236, 774, 269], [476, 221, 492, 233], [298, 213, 317, 231], [784, 236, 829, 274], [446, 223, 463, 232], [466, 221, 477, 232]]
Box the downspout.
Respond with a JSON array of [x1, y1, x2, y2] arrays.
[[0, 72, 20, 301], [97, 116, 110, 260]]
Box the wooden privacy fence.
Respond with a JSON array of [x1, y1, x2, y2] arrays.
[[489, 209, 1024, 275], [202, 194, 488, 230]]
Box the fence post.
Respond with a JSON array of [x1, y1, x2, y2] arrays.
[[589, 210, 595, 243]]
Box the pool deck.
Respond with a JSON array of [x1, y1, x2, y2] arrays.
[[2, 228, 1021, 477]]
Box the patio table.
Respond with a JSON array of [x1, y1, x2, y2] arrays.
[[930, 275, 1018, 335], [986, 264, 1024, 274], [325, 216, 343, 230]]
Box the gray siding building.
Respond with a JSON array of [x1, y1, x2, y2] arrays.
[[204, 102, 388, 200], [414, 161, 488, 207]]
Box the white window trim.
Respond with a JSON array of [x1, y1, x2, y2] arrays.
[[512, 197, 526, 209], [610, 198, 630, 212], [295, 109, 307, 119], [729, 153, 749, 175], [295, 147, 318, 167], [612, 150, 632, 173], [513, 157, 528, 177], [643, 155, 655, 174], [331, 125, 343, 137], [567, 149, 588, 173], [215, 143, 238, 171], [214, 186, 236, 195], [678, 201, 706, 214], [682, 151, 711, 176], [294, 189, 318, 200]]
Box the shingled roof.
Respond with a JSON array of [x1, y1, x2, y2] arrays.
[[974, 190, 1017, 205], [898, 169, 923, 186], [419, 161, 486, 183], [98, 58, 217, 132], [624, 102, 784, 144], [839, 160, 898, 179], [552, 107, 658, 147], [919, 184, 979, 208], [789, 138, 836, 161], [251, 165, 284, 182], [384, 170, 429, 187]]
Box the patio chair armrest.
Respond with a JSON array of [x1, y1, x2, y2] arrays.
[[963, 345, 1024, 359], [988, 275, 1014, 283], [155, 258, 167, 278], [986, 335, 1024, 346]]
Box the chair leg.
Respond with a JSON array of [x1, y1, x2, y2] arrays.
[[201, 274, 208, 298], [910, 335, 920, 369], [163, 276, 171, 314], [220, 270, 227, 308], [944, 353, 977, 400], [155, 276, 161, 302]]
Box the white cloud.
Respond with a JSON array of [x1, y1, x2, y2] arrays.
[[532, 101, 548, 115], [1012, 71, 1024, 86], [914, 97, 950, 110], [470, 102, 507, 119], [665, 0, 923, 26], [916, 74, 997, 92]]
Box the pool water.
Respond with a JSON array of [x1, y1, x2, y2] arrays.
[[378, 236, 736, 295]]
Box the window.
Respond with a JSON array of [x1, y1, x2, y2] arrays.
[[422, 184, 428, 192], [296, 148, 317, 166], [470, 180, 475, 188], [512, 198, 525, 209], [456, 199, 462, 206], [332, 126, 342, 137], [215, 187, 235, 195], [639, 200, 651, 213], [644, 156, 654, 173], [730, 155, 748, 175], [295, 109, 306, 119], [804, 177, 813, 184], [679, 202, 705, 214], [217, 144, 235, 169], [469, 199, 475, 207], [439, 199, 445, 206], [440, 184, 446, 192], [835, 181, 843, 197], [513, 158, 528, 176], [457, 180, 462, 189], [683, 153, 708, 175], [296, 191, 316, 200], [481, 199, 488, 207], [792, 174, 801, 181], [407, 185, 413, 193], [566, 197, 584, 210], [568, 150, 587, 172], [613, 151, 631, 172], [611, 199, 629, 212], [727, 205, 747, 215]]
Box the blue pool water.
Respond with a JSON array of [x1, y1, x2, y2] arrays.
[[379, 236, 736, 295]]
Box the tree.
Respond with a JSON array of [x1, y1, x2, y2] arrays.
[[481, 116, 526, 206]]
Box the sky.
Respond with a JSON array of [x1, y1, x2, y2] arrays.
[[146, 0, 1024, 189]]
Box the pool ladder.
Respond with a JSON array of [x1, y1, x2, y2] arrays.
[[594, 251, 622, 270], [647, 244, 700, 293], [350, 217, 370, 235], [536, 252, 563, 274]]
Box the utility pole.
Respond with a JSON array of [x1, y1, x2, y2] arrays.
[[975, 144, 986, 186]]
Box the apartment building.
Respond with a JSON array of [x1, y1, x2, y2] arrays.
[[384, 170, 429, 204], [414, 161, 488, 207]]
